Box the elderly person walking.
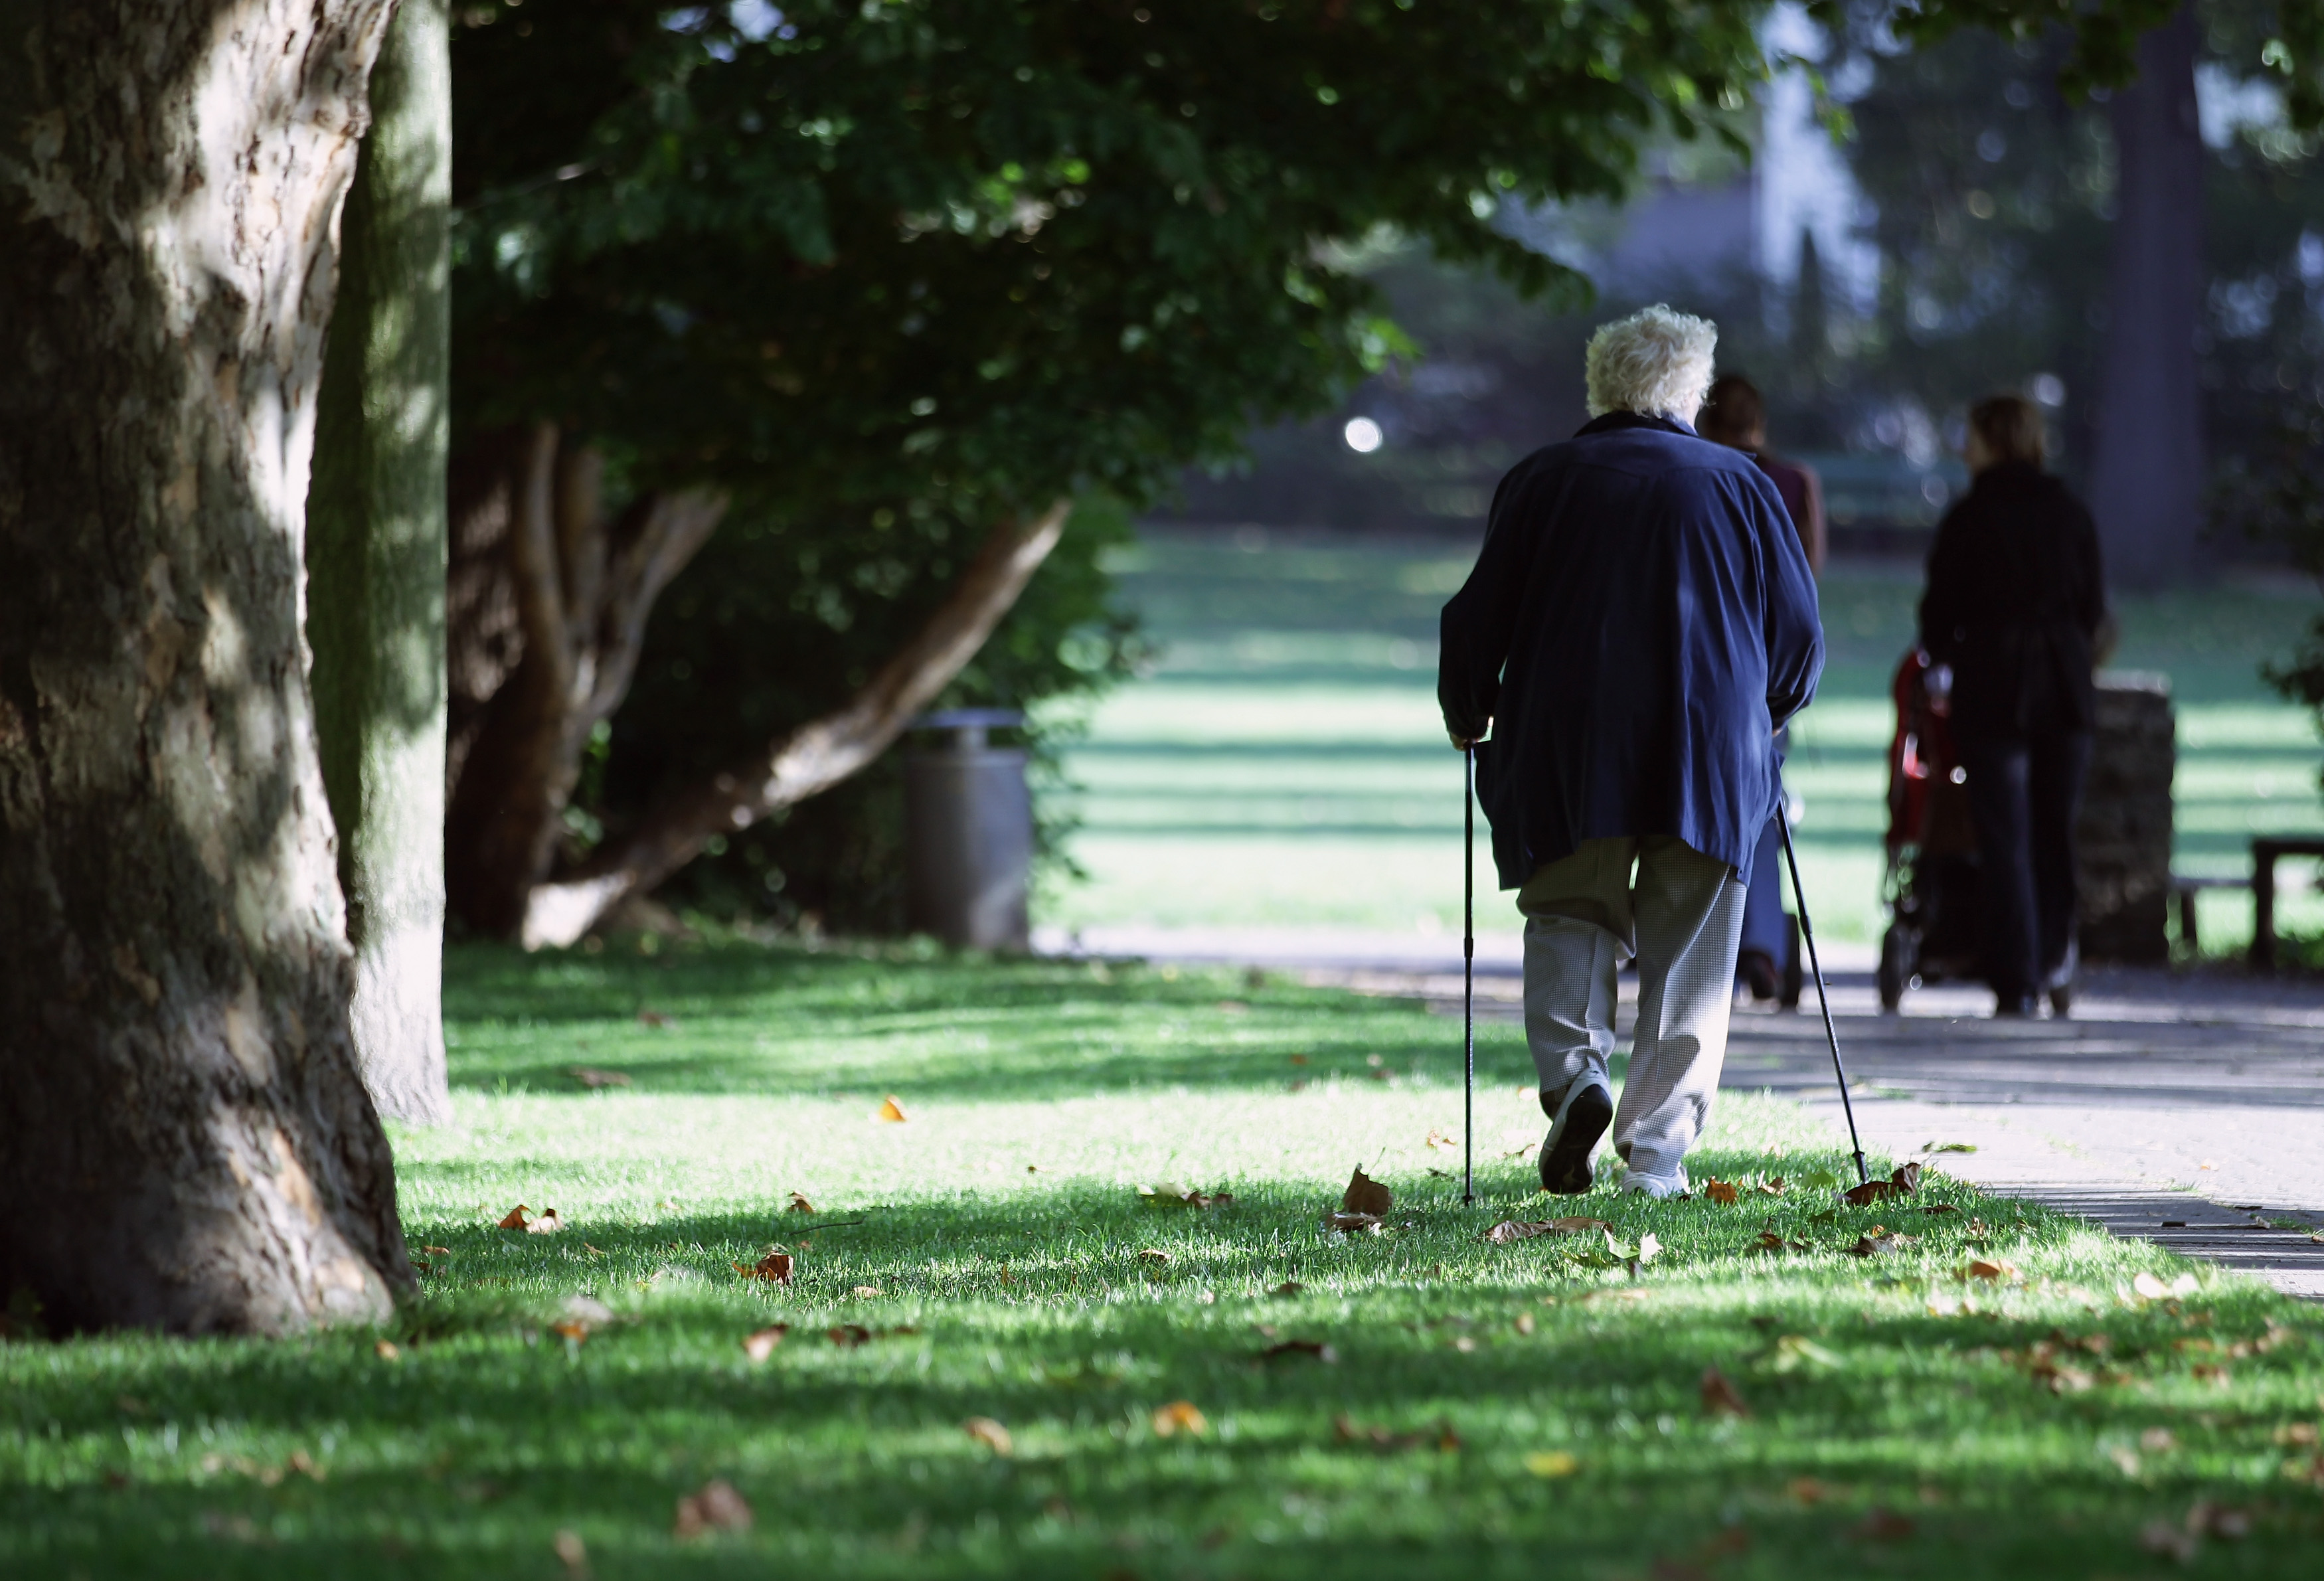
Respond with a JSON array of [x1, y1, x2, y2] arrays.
[[1919, 394, 2107, 1016], [1438, 306, 1825, 1198]]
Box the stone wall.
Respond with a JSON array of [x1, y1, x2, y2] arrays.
[[2078, 672, 2175, 962]]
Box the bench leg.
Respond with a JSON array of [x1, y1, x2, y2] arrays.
[[2252, 858, 2278, 971], [2178, 889, 2199, 954]]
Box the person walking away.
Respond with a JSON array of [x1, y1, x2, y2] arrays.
[[1918, 394, 2107, 1016], [1698, 375, 1826, 1001], [1438, 307, 1825, 1197]]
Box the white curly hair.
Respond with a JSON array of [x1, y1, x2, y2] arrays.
[[1584, 304, 1718, 423]]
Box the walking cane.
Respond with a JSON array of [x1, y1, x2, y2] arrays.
[[1774, 775, 1871, 1189], [1463, 743, 1477, 1205]]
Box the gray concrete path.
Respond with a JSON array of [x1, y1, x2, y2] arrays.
[[1040, 926, 2324, 1299]]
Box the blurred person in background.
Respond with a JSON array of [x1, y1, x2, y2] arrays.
[[1919, 394, 2107, 1016], [1699, 375, 1825, 1002], [1439, 307, 1823, 1199]]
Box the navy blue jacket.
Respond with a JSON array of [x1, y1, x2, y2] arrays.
[[1439, 414, 1825, 888]]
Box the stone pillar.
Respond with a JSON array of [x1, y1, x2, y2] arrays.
[[2077, 673, 2175, 962]]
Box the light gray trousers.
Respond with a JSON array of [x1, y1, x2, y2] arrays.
[[1519, 835, 1747, 1179]]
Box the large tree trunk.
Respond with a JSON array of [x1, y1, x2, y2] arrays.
[[2088, 5, 2206, 591], [442, 428, 728, 936], [519, 500, 1074, 950], [309, 0, 454, 1125], [0, 1, 414, 1333]]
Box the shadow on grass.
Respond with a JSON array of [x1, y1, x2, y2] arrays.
[[444, 939, 1540, 1100]]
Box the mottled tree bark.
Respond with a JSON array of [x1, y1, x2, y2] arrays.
[[442, 428, 728, 936], [309, 0, 454, 1125], [0, 1, 414, 1333], [519, 500, 1073, 949], [2089, 5, 2206, 590]]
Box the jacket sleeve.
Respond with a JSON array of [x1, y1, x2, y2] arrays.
[[1760, 481, 1824, 728], [1438, 464, 1533, 739]]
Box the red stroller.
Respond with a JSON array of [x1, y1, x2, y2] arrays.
[[1876, 649, 2010, 1011]]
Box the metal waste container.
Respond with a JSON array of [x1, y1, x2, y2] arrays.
[[903, 709, 1032, 950]]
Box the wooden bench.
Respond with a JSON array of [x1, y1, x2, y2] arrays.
[[2250, 836, 2324, 969], [2168, 874, 2249, 954]]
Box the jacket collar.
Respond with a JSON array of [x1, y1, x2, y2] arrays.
[[1576, 411, 1699, 440]]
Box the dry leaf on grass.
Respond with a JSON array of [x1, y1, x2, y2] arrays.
[[849, 1284, 882, 1298], [1425, 1129, 1458, 1151], [1847, 1230, 1917, 1258], [1324, 1212, 1386, 1235], [498, 1205, 533, 1230], [1515, 1313, 1537, 1336], [1139, 1183, 1234, 1210], [566, 1066, 632, 1089], [528, 1209, 567, 1236], [1260, 1339, 1339, 1364], [1851, 1507, 1915, 1541], [1700, 1367, 1751, 1418], [964, 1417, 1014, 1456], [1704, 1179, 1739, 1205], [741, 1325, 788, 1362], [552, 1527, 589, 1576], [550, 1295, 613, 1345], [1965, 1257, 2017, 1282], [827, 1323, 872, 1348], [1484, 1215, 1610, 1244], [786, 1192, 816, 1214], [874, 1096, 908, 1123], [1151, 1400, 1208, 1438], [1341, 1167, 1393, 1216], [1335, 1414, 1457, 1453], [635, 1009, 674, 1029], [1137, 1250, 1172, 1266], [732, 1250, 795, 1284], [1758, 1178, 1787, 1197], [1272, 1280, 1304, 1297], [1636, 1232, 1662, 1266], [1787, 1477, 1835, 1505], [673, 1479, 753, 1539], [374, 1340, 401, 1362], [1525, 1450, 1579, 1477]]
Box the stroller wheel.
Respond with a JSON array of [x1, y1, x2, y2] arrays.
[[1876, 926, 1909, 1013]]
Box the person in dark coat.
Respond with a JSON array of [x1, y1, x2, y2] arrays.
[[1439, 305, 1825, 1198], [1699, 374, 1826, 1001], [1918, 393, 2107, 1015]]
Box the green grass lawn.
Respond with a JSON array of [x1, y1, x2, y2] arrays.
[[1043, 529, 2324, 951], [9, 942, 2324, 1578]]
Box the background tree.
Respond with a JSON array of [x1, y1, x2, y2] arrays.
[[440, 0, 1781, 947], [309, 0, 457, 1123], [0, 0, 413, 1334]]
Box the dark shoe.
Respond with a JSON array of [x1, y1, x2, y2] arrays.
[[1736, 949, 1779, 1001], [1538, 1080, 1613, 1195]]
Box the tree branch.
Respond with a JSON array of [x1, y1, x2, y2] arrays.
[[518, 497, 1074, 948]]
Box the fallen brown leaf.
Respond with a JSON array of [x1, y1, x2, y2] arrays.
[[1704, 1179, 1739, 1205], [827, 1323, 872, 1348], [741, 1325, 788, 1362], [672, 1479, 752, 1539], [1137, 1250, 1171, 1266], [1323, 1212, 1385, 1234], [1965, 1258, 2017, 1282], [1787, 1477, 1835, 1505], [1260, 1339, 1339, 1364], [1341, 1166, 1393, 1216], [1272, 1281, 1305, 1297], [1758, 1178, 1787, 1196], [875, 1095, 908, 1123], [374, 1339, 401, 1362], [1700, 1367, 1750, 1418], [1483, 1216, 1610, 1244], [849, 1284, 883, 1298], [497, 1205, 532, 1230], [635, 1009, 674, 1029], [527, 1208, 567, 1235], [1515, 1313, 1537, 1337], [420, 1245, 454, 1256], [566, 1066, 631, 1089], [1151, 1400, 1208, 1438], [786, 1191, 816, 1214], [552, 1527, 589, 1576], [1851, 1507, 1915, 1541], [964, 1417, 1014, 1456], [1425, 1129, 1458, 1151], [732, 1250, 794, 1284]]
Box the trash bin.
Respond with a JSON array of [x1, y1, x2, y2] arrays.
[[903, 709, 1032, 950]]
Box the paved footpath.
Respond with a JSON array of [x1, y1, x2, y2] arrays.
[[1040, 925, 2324, 1299]]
